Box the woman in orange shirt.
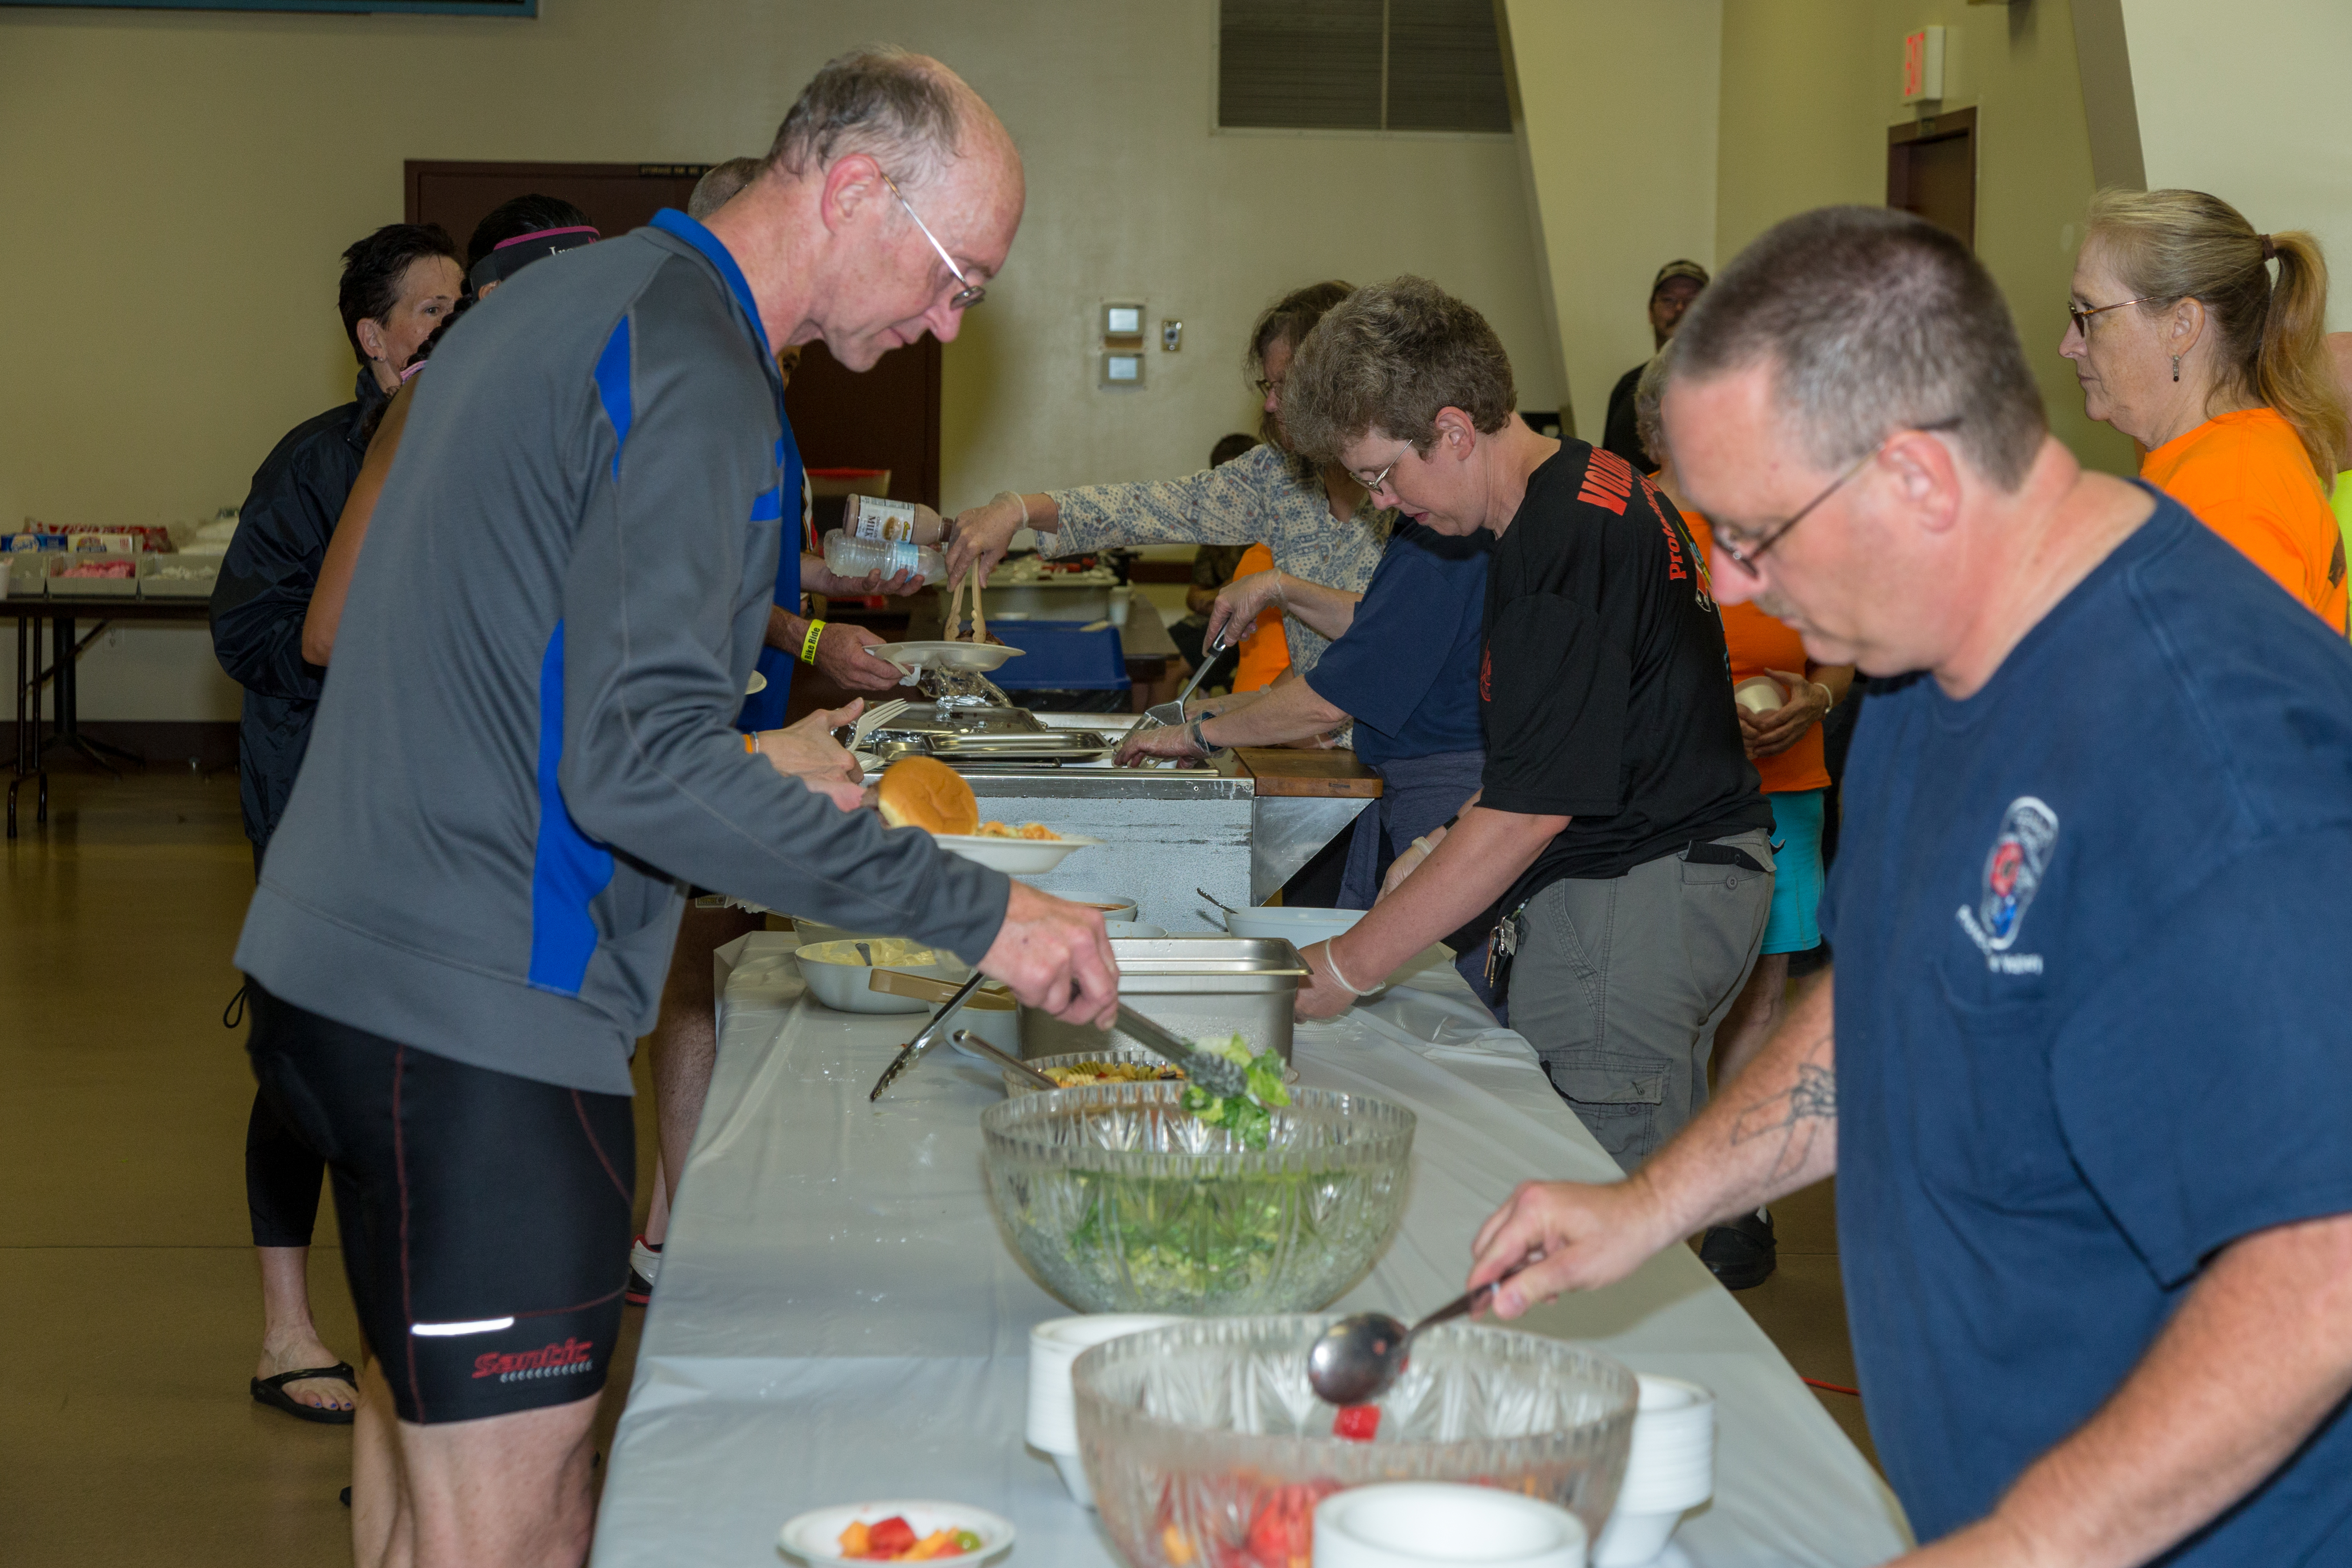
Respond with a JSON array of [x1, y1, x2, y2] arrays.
[[1636, 353, 1852, 1290], [1224, 541, 1293, 692], [2061, 189, 2348, 632]]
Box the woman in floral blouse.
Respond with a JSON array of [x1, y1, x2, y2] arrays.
[[945, 282, 1393, 675]]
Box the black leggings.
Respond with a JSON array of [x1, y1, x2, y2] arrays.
[[246, 837, 327, 1249]]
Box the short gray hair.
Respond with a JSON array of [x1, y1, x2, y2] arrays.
[[1671, 206, 2046, 490], [767, 45, 968, 192], [1281, 276, 1517, 467], [687, 157, 766, 220]]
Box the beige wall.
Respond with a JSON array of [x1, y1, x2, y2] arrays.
[[1501, 0, 1723, 440], [2117, 0, 2352, 334], [0, 0, 1558, 720], [1714, 0, 2139, 478]]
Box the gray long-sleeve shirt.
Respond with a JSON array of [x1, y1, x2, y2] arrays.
[[236, 211, 1009, 1094]]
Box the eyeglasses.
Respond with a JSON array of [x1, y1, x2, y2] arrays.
[[1254, 378, 1279, 397], [1713, 416, 1965, 576], [877, 170, 985, 311], [1347, 441, 1414, 497], [2065, 295, 2154, 337]]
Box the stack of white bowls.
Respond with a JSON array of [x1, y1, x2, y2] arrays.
[[1592, 1376, 1716, 1567], [1315, 1483, 1588, 1568], [1024, 1314, 1178, 1507]]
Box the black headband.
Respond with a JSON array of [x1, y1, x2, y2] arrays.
[[466, 225, 600, 293]]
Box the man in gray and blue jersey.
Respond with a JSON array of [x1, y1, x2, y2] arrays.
[[236, 50, 1112, 1566]]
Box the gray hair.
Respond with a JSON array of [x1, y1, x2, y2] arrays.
[[1281, 276, 1518, 467], [1671, 206, 2046, 490], [767, 45, 968, 192], [1632, 344, 1675, 470], [687, 157, 766, 220]]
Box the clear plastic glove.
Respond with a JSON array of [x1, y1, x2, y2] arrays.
[[945, 492, 1026, 588], [1205, 569, 1284, 651], [751, 700, 864, 811], [802, 555, 926, 600], [1378, 824, 1446, 900], [1115, 723, 1209, 769]]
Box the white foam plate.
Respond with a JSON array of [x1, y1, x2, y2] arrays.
[[746, 669, 769, 695], [777, 1500, 1014, 1565], [872, 640, 1025, 675], [931, 832, 1099, 874]]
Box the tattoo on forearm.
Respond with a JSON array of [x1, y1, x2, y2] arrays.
[[1728, 1034, 1837, 1180]]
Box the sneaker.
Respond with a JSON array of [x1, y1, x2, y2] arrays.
[[1700, 1208, 1777, 1291], [627, 1235, 662, 1306]]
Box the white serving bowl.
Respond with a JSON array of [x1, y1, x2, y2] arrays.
[[1103, 919, 1167, 939], [793, 938, 960, 1014], [1027, 1313, 1182, 1508], [1317, 1483, 1589, 1568], [1218, 903, 1367, 949], [777, 1499, 1014, 1565], [932, 832, 1101, 874]]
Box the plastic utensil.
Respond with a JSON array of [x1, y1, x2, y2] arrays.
[[1307, 1258, 1537, 1407]]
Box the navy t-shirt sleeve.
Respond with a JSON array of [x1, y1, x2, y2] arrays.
[[2050, 832, 2352, 1289], [1479, 592, 1629, 817], [1306, 539, 1461, 734]]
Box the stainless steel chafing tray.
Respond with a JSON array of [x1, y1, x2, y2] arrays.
[[1019, 936, 1308, 1065], [863, 702, 1116, 765]]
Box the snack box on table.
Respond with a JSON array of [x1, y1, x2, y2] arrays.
[[140, 557, 220, 598], [42, 553, 142, 597]]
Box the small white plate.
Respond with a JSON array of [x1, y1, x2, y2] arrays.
[[931, 832, 1100, 874], [778, 1500, 1014, 1565], [872, 640, 1026, 675], [746, 669, 769, 695]]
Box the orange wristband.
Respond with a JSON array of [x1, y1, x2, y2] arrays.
[[744, 730, 758, 754]]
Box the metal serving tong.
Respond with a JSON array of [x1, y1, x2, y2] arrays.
[[1112, 1003, 1246, 1098], [1125, 631, 1227, 739], [868, 972, 990, 1101], [950, 1029, 1059, 1091]]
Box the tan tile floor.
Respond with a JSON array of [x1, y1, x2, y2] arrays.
[[1, 767, 1869, 1565]]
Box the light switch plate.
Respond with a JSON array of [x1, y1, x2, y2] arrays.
[[1099, 351, 1145, 389], [1161, 319, 1182, 352], [1102, 302, 1144, 342]]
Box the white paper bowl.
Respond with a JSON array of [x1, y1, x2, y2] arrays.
[[777, 1499, 1014, 1565], [932, 832, 1101, 874], [1219, 904, 1367, 948], [1732, 676, 1785, 713], [1027, 1313, 1182, 1458], [1102, 920, 1166, 939], [1316, 1483, 1589, 1568], [794, 939, 960, 1014], [1591, 1504, 1683, 1568], [1052, 889, 1137, 921]]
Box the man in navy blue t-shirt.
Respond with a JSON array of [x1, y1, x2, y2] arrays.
[[1467, 207, 2352, 1564]]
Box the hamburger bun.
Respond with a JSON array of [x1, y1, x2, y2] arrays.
[[876, 755, 979, 836]]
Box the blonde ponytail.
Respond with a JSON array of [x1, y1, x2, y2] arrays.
[[2087, 188, 2347, 486]]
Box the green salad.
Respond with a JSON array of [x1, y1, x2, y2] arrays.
[[1176, 1034, 1291, 1148]]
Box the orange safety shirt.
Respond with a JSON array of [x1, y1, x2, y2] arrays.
[[1228, 542, 1292, 693], [1681, 510, 1829, 794], [2141, 407, 2349, 631]]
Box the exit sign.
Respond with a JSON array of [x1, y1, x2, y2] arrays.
[[1903, 26, 1946, 103]]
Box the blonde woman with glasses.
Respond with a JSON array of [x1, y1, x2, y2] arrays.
[[2061, 188, 2347, 631]]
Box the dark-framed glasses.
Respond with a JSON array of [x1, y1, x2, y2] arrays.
[[878, 170, 985, 311], [2065, 295, 2154, 337], [1714, 416, 1965, 576]]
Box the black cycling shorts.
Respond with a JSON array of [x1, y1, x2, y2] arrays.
[[245, 981, 633, 1425]]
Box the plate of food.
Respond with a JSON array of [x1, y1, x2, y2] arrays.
[[874, 757, 1098, 873], [870, 640, 1025, 676], [778, 1500, 1014, 1564]]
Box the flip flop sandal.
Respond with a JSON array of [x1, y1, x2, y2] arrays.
[[251, 1362, 358, 1425]]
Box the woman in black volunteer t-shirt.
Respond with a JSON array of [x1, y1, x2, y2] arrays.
[[1280, 276, 1773, 1169]]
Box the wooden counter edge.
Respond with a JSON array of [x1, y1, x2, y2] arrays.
[[1231, 747, 1383, 798]]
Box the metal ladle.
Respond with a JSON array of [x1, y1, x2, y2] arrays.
[[1305, 1259, 1535, 1407]]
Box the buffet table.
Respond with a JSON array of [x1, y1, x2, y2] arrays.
[[592, 935, 1911, 1568]]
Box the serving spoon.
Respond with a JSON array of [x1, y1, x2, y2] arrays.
[[1306, 1259, 1536, 1407]]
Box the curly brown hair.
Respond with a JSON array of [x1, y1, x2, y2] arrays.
[[1278, 277, 1517, 467]]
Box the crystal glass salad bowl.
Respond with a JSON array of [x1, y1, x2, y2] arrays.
[[1072, 1317, 1637, 1567], [979, 1083, 1415, 1315]]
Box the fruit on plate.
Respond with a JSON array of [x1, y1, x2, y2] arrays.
[[877, 756, 978, 836], [976, 820, 1060, 841], [837, 1515, 984, 1560]]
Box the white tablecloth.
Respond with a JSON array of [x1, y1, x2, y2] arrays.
[[591, 935, 1911, 1567]]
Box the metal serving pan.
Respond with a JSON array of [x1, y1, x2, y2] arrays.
[[1019, 936, 1308, 1065]]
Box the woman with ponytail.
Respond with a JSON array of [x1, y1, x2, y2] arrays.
[[2061, 188, 2348, 631]]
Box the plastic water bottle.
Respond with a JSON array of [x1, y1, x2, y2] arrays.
[[823, 530, 946, 585]]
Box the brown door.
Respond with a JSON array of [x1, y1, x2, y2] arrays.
[[1887, 108, 1977, 248], [406, 159, 943, 508]]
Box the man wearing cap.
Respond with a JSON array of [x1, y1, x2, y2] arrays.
[[1600, 260, 1708, 469]]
